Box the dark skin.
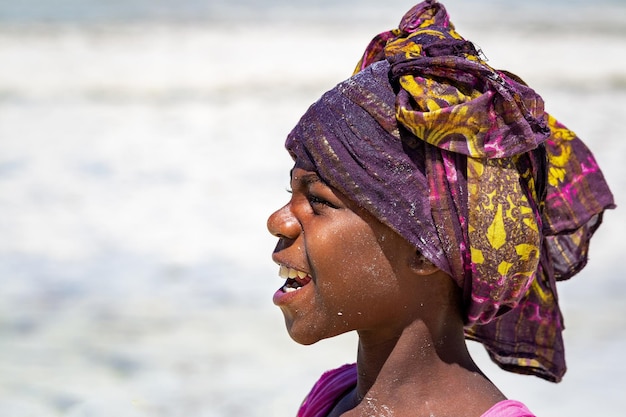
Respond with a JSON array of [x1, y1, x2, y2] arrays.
[[267, 167, 506, 417]]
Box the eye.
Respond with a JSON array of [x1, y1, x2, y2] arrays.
[[307, 193, 338, 210]]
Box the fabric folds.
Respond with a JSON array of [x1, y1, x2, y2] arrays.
[[285, 0, 615, 382]]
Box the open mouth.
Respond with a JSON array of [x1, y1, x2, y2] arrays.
[[279, 265, 312, 293]]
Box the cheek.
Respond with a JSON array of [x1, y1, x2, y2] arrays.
[[314, 227, 399, 303]]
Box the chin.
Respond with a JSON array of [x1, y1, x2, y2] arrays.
[[286, 325, 322, 346], [285, 320, 349, 346], [280, 306, 353, 344], [283, 318, 327, 345]]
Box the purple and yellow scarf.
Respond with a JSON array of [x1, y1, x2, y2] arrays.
[[286, 0, 615, 382]]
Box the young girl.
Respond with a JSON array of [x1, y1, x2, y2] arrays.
[[267, 1, 615, 416]]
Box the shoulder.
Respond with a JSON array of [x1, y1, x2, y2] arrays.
[[481, 400, 536, 417], [297, 364, 358, 417]]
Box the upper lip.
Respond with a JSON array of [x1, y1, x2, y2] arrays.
[[272, 244, 313, 275]]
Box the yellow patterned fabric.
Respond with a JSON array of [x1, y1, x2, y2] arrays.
[[285, 0, 615, 381]]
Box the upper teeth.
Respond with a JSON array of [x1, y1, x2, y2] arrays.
[[279, 265, 308, 279]]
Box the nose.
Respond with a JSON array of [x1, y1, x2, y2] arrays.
[[267, 203, 300, 240]]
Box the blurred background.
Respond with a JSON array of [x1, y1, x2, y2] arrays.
[[0, 0, 624, 416]]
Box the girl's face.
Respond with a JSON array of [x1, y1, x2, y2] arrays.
[[267, 167, 420, 345]]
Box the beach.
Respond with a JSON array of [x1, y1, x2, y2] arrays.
[[0, 0, 625, 415]]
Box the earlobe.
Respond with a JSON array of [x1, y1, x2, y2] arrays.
[[409, 251, 440, 276]]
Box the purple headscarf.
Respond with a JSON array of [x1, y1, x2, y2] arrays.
[[285, 0, 615, 382]]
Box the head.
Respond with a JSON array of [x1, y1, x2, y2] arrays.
[[267, 0, 614, 382], [267, 165, 462, 346]]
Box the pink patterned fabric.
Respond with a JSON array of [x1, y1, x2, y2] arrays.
[[285, 0, 615, 382], [297, 364, 536, 417], [297, 364, 357, 417]]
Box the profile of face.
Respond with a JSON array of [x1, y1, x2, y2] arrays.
[[267, 165, 443, 345]]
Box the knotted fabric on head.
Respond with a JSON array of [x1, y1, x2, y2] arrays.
[[285, 0, 615, 382]]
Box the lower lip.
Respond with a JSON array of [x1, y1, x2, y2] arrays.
[[273, 284, 309, 306]]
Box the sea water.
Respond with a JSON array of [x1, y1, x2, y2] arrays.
[[0, 0, 625, 416]]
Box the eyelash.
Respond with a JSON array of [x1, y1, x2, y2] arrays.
[[286, 188, 335, 210], [308, 195, 330, 207]]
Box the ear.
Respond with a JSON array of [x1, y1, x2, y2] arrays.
[[409, 251, 440, 276]]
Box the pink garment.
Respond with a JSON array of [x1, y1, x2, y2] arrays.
[[297, 364, 357, 417], [297, 364, 536, 417], [482, 400, 536, 417]]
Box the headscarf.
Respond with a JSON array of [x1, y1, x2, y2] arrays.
[[285, 0, 615, 382]]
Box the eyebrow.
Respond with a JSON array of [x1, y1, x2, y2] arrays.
[[290, 170, 323, 188], [300, 173, 322, 187]]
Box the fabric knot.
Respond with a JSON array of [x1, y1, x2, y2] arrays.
[[399, 0, 451, 32], [289, 0, 615, 383]]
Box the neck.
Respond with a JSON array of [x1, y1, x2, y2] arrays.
[[348, 316, 504, 416], [355, 315, 473, 396]]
